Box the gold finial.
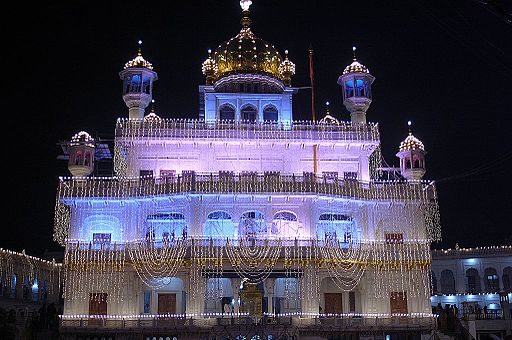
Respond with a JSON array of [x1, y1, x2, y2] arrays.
[[240, 0, 252, 28], [151, 99, 156, 113], [408, 120, 413, 135], [326, 101, 330, 115], [352, 46, 357, 61], [138, 40, 143, 56]]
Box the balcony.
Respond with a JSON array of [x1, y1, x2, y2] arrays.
[[115, 119, 380, 143], [57, 173, 437, 202], [59, 314, 437, 334]]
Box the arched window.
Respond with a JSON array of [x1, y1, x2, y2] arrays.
[[22, 276, 30, 300], [484, 267, 500, 292], [263, 106, 278, 122], [145, 213, 188, 241], [440, 269, 456, 294], [219, 104, 235, 121], [431, 271, 438, 295], [466, 268, 481, 293], [240, 105, 257, 122], [10, 273, 16, 298], [503, 267, 512, 292], [75, 151, 83, 165], [239, 211, 265, 239], [345, 80, 354, 98], [272, 211, 299, 236], [355, 78, 365, 97], [85, 152, 91, 167], [316, 213, 355, 244], [205, 211, 235, 239], [32, 278, 39, 301]]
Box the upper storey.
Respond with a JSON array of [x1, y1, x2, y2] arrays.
[[199, 1, 296, 124]]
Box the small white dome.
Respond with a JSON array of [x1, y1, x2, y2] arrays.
[[70, 131, 94, 147], [399, 133, 425, 151]]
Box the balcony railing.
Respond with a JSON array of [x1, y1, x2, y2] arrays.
[[432, 246, 512, 258], [57, 173, 437, 202], [115, 119, 380, 143], [60, 315, 436, 331]]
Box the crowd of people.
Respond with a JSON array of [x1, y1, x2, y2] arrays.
[[434, 303, 460, 332]]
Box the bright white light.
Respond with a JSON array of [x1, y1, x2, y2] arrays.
[[326, 101, 330, 106], [208, 49, 211, 54], [138, 40, 142, 45], [353, 46, 356, 52], [240, 0, 252, 11], [408, 120, 412, 126]]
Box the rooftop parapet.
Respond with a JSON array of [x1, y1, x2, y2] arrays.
[[57, 173, 436, 202], [432, 245, 512, 258], [115, 118, 380, 143]]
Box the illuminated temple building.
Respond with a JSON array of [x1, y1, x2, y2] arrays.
[[53, 1, 443, 339]]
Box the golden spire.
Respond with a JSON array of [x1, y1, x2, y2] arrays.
[[138, 40, 143, 56], [240, 0, 252, 28]]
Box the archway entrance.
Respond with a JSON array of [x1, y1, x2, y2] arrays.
[[240, 283, 264, 316]]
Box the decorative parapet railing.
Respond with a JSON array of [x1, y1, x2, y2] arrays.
[[56, 174, 437, 202], [115, 118, 380, 143], [432, 246, 512, 258], [59, 314, 436, 331]]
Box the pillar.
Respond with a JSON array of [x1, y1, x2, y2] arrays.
[[231, 278, 241, 314], [265, 278, 275, 315]]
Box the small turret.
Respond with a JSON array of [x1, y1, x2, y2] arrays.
[[396, 121, 426, 181], [337, 47, 375, 124], [119, 40, 158, 119], [68, 131, 95, 177]]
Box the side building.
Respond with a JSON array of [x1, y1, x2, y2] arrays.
[[431, 246, 512, 340]]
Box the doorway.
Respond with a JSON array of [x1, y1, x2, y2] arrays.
[[324, 293, 343, 314], [158, 293, 177, 314]]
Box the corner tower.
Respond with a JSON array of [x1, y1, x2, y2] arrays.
[[396, 121, 427, 181], [338, 47, 375, 124], [119, 41, 158, 119]]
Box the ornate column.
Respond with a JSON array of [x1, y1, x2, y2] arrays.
[[265, 278, 275, 315], [231, 278, 241, 314]]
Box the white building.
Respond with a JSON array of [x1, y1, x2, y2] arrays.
[[431, 246, 512, 340], [54, 1, 442, 339]]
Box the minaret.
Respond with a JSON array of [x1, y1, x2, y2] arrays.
[[68, 131, 95, 177], [279, 50, 296, 87], [337, 47, 375, 124], [396, 121, 426, 181], [119, 40, 158, 119], [202, 49, 217, 86]]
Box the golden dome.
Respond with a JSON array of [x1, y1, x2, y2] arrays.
[[124, 41, 154, 70], [399, 133, 425, 152], [342, 47, 369, 75], [212, 27, 283, 81], [343, 60, 369, 75], [203, 3, 293, 85], [70, 131, 94, 148]]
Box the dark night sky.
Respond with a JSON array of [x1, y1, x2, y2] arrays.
[[5, 0, 512, 256]]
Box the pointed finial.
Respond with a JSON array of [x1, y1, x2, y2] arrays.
[[151, 99, 156, 113], [326, 101, 330, 114], [285, 50, 289, 59], [240, 0, 252, 27], [138, 40, 143, 56], [352, 46, 357, 60], [407, 120, 412, 135]]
